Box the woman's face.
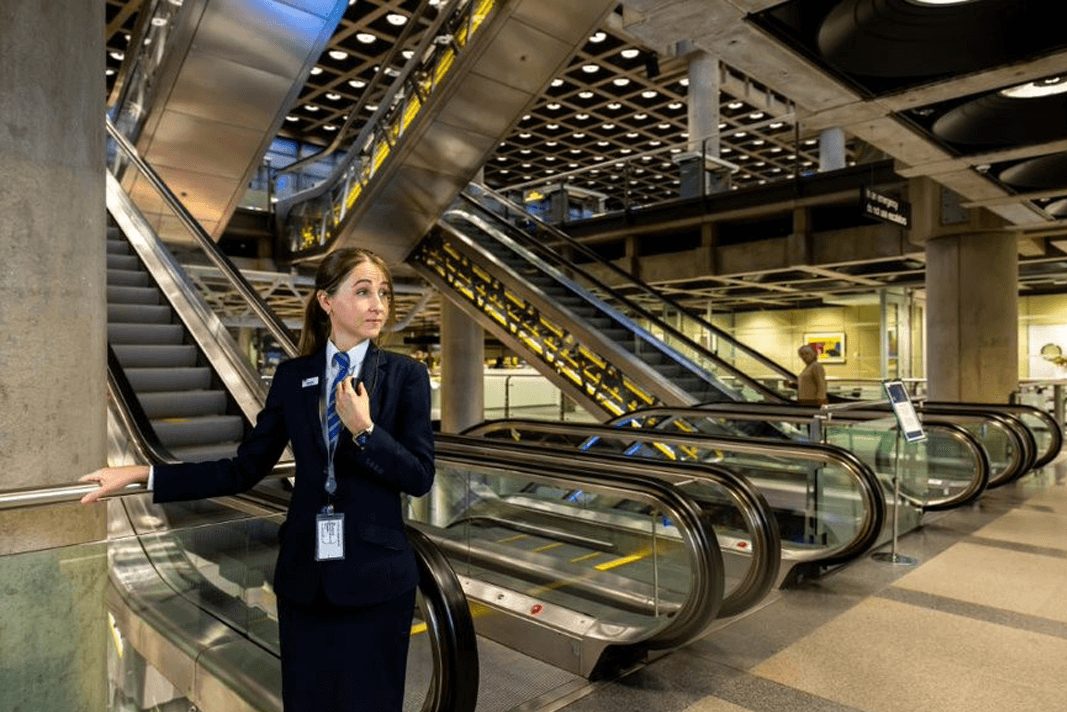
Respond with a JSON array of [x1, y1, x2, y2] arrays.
[[318, 260, 391, 350], [798, 346, 817, 365]]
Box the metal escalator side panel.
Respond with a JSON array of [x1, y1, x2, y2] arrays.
[[115, 0, 348, 244], [305, 0, 619, 265]]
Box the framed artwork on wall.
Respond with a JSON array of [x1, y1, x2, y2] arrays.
[[804, 332, 846, 363]]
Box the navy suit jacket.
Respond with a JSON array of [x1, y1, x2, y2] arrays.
[[153, 342, 435, 606]]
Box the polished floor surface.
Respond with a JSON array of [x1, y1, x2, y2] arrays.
[[552, 456, 1067, 712]]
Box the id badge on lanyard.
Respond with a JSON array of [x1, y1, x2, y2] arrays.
[[316, 457, 345, 561]]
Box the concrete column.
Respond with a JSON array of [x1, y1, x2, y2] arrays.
[[686, 49, 719, 158], [1, 1, 108, 711], [678, 47, 724, 197], [925, 231, 1018, 402], [439, 301, 485, 433], [819, 127, 847, 172]]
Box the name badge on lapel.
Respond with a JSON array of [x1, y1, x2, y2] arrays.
[[315, 512, 345, 561], [302, 376, 320, 388]]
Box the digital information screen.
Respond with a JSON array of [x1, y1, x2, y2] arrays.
[[882, 380, 926, 443]]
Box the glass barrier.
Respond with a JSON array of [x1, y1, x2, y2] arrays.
[[413, 458, 696, 638], [467, 420, 879, 572], [0, 538, 108, 712], [112, 494, 443, 710]]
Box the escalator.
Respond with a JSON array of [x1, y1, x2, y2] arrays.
[[101, 123, 780, 695], [464, 419, 887, 582]]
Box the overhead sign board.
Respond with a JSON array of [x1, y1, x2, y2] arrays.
[[861, 186, 911, 228]]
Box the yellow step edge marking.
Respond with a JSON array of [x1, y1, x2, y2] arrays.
[[595, 553, 644, 571], [570, 551, 602, 563], [497, 533, 527, 544], [533, 542, 563, 552]]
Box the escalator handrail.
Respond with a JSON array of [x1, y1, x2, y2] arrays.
[[105, 117, 299, 359], [677, 399, 1030, 483], [446, 197, 786, 403], [406, 526, 480, 712], [923, 401, 1059, 469], [434, 434, 726, 649], [274, 0, 459, 205], [443, 427, 781, 618], [459, 184, 798, 390], [614, 404, 1005, 503], [464, 418, 884, 567]]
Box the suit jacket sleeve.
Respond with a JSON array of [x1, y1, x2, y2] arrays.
[[343, 356, 434, 497], [152, 361, 292, 503]]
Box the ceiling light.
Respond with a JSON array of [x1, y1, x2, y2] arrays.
[[328, 50, 348, 60], [613, 78, 631, 87], [569, 163, 578, 168], [109, 51, 125, 61], [589, 32, 607, 43], [649, 140, 662, 146], [582, 64, 600, 73], [641, 90, 658, 99], [635, 113, 648, 119], [602, 123, 615, 129], [356, 33, 376, 44], [546, 141, 558, 146], [365, 104, 378, 111], [310, 66, 323, 75], [519, 132, 532, 138], [496, 156, 507, 162], [626, 132, 639, 138], [576, 113, 589, 120], [348, 79, 366, 88], [1001, 75, 1067, 99], [150, 17, 168, 27], [551, 79, 564, 87], [402, 50, 414, 60], [658, 123, 670, 129], [680, 78, 690, 87], [570, 149, 581, 153], [769, 122, 785, 129], [305, 104, 319, 111], [621, 48, 640, 59], [579, 91, 594, 99], [752, 139, 765, 145], [735, 131, 747, 137], [727, 101, 743, 109], [520, 149, 532, 154], [547, 123, 559, 129], [386, 13, 407, 25], [324, 125, 337, 131], [607, 102, 622, 110], [668, 102, 683, 110], [547, 102, 561, 110], [573, 133, 586, 138], [326, 92, 341, 100], [285, 115, 299, 122], [749, 111, 765, 119], [522, 163, 531, 168], [596, 141, 609, 146], [620, 148, 633, 154]]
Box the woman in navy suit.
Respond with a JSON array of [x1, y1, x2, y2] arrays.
[[82, 248, 435, 711]]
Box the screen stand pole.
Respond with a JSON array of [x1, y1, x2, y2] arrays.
[[872, 428, 917, 566]]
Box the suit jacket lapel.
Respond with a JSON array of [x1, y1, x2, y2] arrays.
[[358, 341, 388, 417], [301, 348, 328, 457]]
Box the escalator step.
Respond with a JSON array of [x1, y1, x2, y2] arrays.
[[153, 415, 245, 447], [125, 367, 212, 392], [107, 285, 161, 305], [169, 441, 241, 463], [107, 226, 124, 241], [109, 322, 185, 345], [138, 390, 229, 419], [112, 344, 198, 369], [107, 253, 140, 271], [107, 268, 150, 287], [108, 303, 171, 324]]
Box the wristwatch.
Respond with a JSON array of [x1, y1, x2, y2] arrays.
[[352, 423, 374, 450]]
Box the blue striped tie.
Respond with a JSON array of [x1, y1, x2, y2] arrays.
[[327, 351, 350, 448]]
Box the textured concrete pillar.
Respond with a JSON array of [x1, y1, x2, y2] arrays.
[[686, 49, 719, 158], [0, 1, 108, 710], [925, 231, 1018, 402], [439, 301, 484, 433], [819, 127, 847, 172]]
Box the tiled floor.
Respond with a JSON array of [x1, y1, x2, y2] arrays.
[[558, 458, 1067, 712]]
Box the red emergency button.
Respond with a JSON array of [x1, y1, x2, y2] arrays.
[[530, 604, 543, 615]]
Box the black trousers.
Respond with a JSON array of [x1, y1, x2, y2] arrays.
[[278, 587, 417, 712]]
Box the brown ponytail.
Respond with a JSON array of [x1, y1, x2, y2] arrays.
[[297, 248, 395, 355]]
